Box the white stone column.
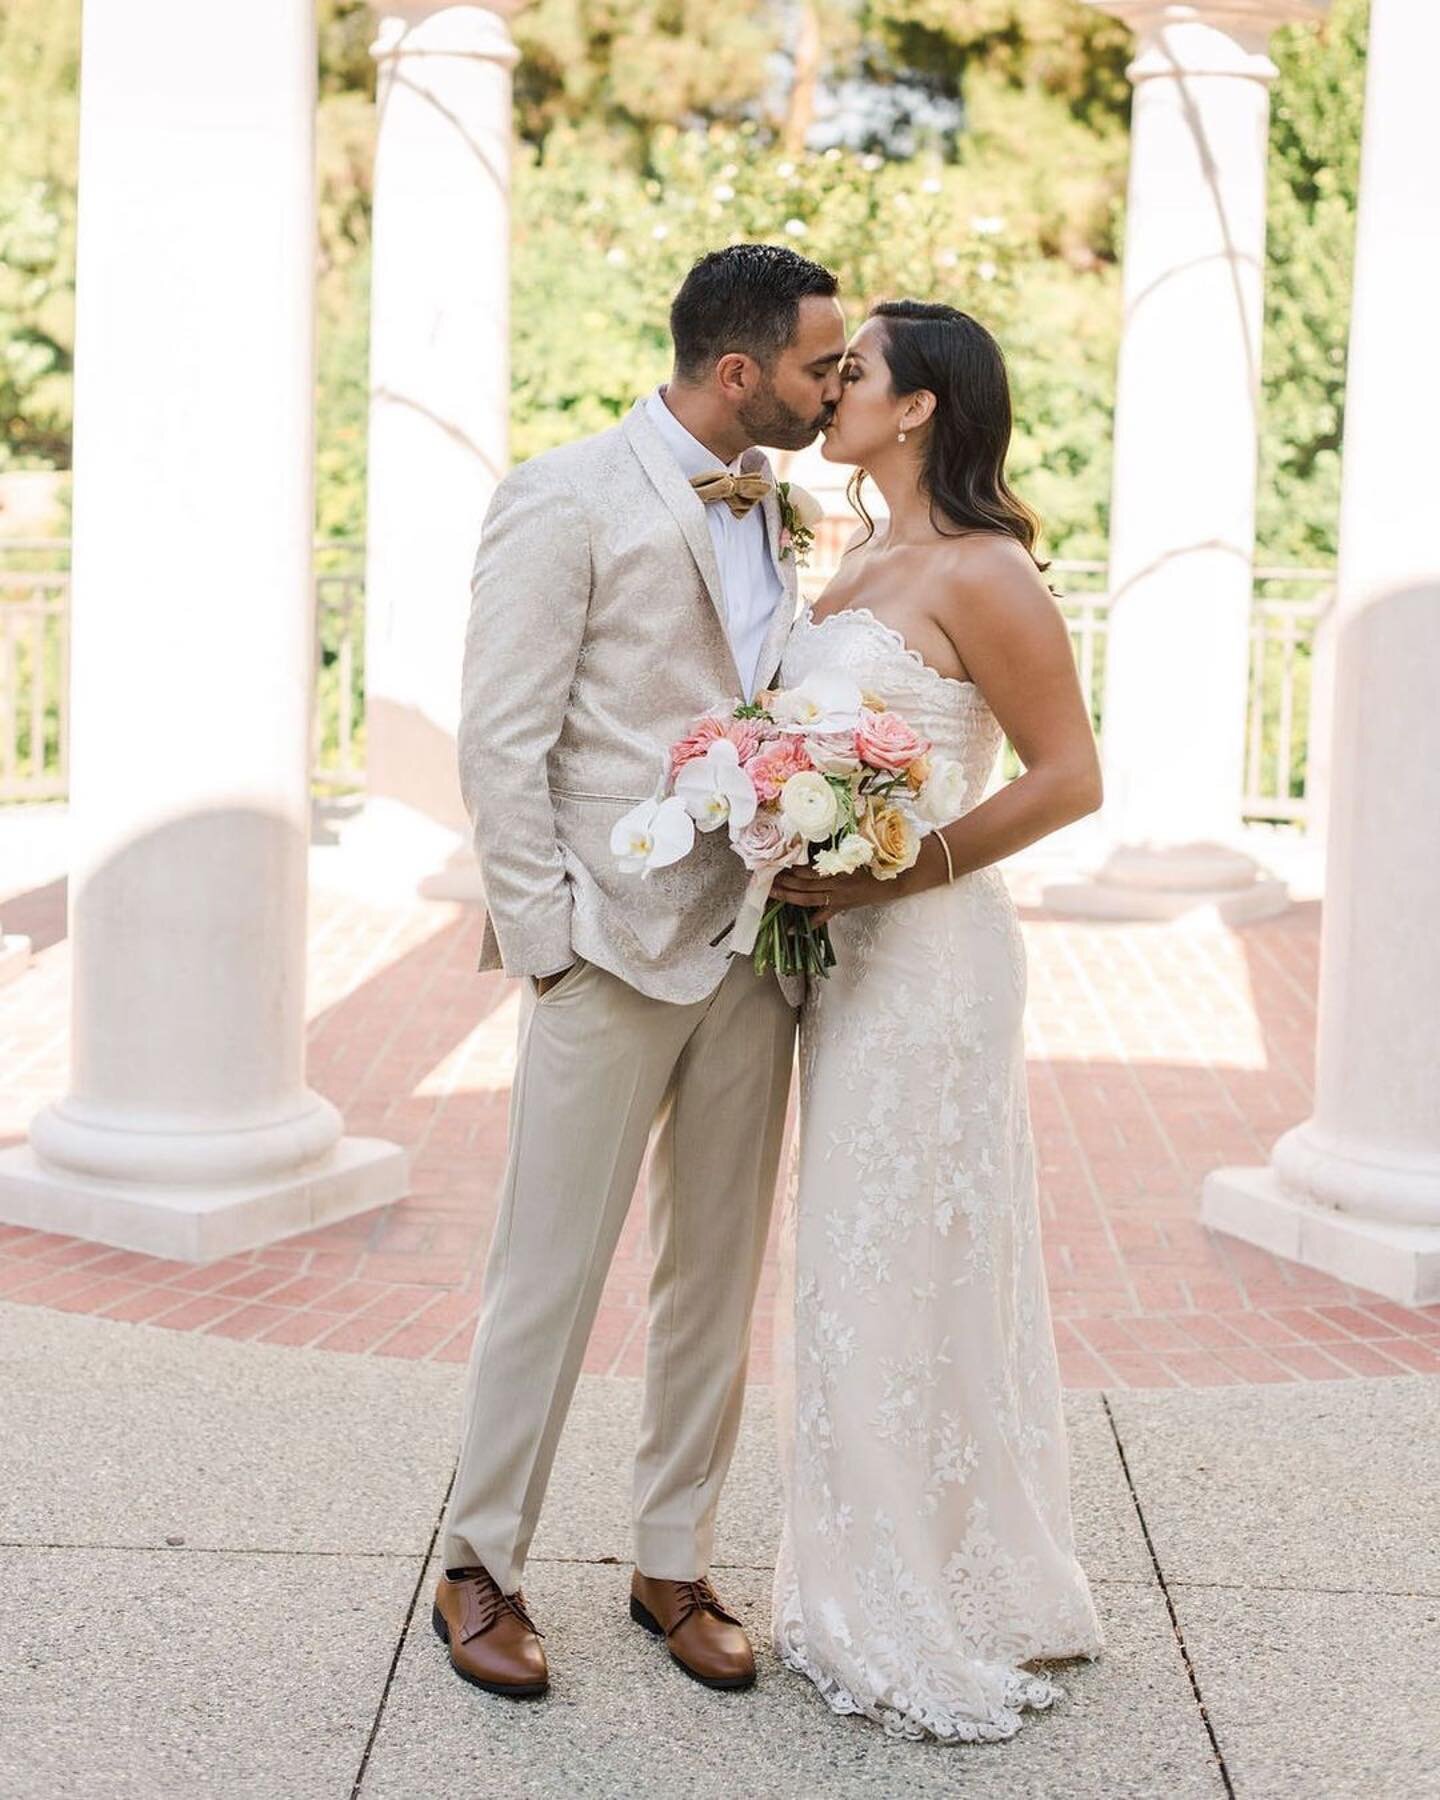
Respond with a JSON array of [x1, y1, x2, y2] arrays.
[[1047, 1, 1326, 923], [0, 0, 406, 1260], [349, 1, 521, 897], [1203, 0, 1440, 1305]]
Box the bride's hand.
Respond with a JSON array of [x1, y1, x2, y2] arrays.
[[771, 840, 944, 927], [769, 865, 870, 927]]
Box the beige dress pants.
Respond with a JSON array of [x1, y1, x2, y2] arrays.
[[441, 954, 797, 1592]]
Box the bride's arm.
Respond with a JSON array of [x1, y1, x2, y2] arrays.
[[775, 537, 1100, 922]]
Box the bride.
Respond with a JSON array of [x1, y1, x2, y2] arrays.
[[767, 300, 1105, 1742]]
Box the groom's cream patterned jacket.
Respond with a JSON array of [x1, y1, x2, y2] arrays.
[[459, 399, 803, 1005]]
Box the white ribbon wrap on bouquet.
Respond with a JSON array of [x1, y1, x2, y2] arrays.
[[726, 868, 779, 956]]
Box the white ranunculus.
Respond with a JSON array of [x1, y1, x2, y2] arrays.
[[611, 794, 695, 876], [770, 670, 864, 735], [813, 832, 874, 877], [778, 769, 840, 843], [785, 483, 825, 532], [915, 757, 969, 828], [673, 737, 758, 834]]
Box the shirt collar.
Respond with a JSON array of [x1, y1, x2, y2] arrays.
[[645, 386, 769, 481]]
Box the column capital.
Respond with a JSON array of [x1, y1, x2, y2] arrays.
[[1083, 0, 1329, 78], [370, 2, 523, 68]]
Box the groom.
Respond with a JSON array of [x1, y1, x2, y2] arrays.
[[436, 245, 847, 1699]]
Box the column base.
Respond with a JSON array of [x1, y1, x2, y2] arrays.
[[0, 1135, 409, 1264], [0, 934, 32, 986], [1043, 841, 1290, 924], [1202, 1166, 1440, 1306]]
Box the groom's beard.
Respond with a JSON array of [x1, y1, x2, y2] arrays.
[[738, 389, 834, 452]]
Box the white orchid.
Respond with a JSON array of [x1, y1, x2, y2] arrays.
[[610, 794, 695, 876], [769, 670, 864, 736], [673, 737, 758, 834]]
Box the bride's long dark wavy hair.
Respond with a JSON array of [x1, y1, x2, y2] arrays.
[[846, 300, 1046, 569]]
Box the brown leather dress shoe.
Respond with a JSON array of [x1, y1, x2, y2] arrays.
[[433, 1566, 548, 1699], [630, 1573, 756, 1690]]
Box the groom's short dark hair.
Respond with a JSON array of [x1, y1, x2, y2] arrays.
[[670, 244, 839, 380]]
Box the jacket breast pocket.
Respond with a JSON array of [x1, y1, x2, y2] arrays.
[[549, 788, 652, 805]]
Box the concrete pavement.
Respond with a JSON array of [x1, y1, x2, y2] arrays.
[[3, 1299, 1437, 1798]]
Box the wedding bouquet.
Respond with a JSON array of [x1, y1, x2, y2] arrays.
[[610, 670, 968, 978]]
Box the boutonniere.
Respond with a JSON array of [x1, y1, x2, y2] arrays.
[[776, 480, 823, 569]]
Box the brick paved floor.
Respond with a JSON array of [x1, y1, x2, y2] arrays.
[[3, 854, 1438, 1388]]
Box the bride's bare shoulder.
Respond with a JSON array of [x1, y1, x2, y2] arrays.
[[934, 530, 1039, 582], [933, 532, 1055, 616]]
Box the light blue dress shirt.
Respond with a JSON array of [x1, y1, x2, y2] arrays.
[[644, 386, 785, 699]]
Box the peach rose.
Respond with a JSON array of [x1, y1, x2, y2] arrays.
[[745, 736, 815, 802], [858, 799, 921, 880], [905, 752, 934, 790], [854, 708, 931, 774]]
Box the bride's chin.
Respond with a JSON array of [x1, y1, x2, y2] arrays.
[[819, 432, 853, 466]]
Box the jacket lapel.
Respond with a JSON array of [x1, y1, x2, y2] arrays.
[[622, 404, 744, 693], [754, 476, 802, 697]]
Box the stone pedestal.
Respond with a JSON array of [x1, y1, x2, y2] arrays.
[[0, 0, 406, 1260], [1048, 1, 1326, 922], [349, 2, 521, 898], [1203, 0, 1440, 1305], [1204, 588, 1440, 1304]]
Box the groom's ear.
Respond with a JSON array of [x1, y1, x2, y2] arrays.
[[716, 351, 758, 399]]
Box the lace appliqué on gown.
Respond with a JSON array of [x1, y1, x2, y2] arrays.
[[771, 607, 1104, 1744]]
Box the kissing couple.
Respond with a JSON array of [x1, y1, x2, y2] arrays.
[[436, 243, 1105, 1743]]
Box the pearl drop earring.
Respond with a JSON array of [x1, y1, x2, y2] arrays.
[[897, 430, 907, 444]]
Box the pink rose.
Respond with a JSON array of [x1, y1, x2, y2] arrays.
[[745, 736, 815, 802], [669, 715, 764, 778], [778, 527, 794, 553], [854, 707, 931, 773], [732, 810, 806, 874], [805, 728, 862, 775]]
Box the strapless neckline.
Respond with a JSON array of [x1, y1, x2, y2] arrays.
[[801, 605, 975, 695]]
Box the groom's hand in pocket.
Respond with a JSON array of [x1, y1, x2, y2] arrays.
[[533, 964, 575, 997]]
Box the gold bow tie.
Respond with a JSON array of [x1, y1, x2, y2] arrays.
[[689, 469, 773, 519]]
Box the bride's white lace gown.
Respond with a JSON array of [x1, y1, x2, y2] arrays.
[[772, 605, 1103, 1742]]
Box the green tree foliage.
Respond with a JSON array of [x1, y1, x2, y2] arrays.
[[1257, 0, 1367, 565], [511, 123, 1021, 436], [315, 1, 376, 542], [513, 0, 782, 150], [857, 0, 1133, 128], [0, 0, 1364, 568], [0, 0, 78, 468]]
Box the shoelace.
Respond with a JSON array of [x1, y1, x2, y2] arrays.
[[668, 1577, 737, 1632], [455, 1570, 543, 1641]]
